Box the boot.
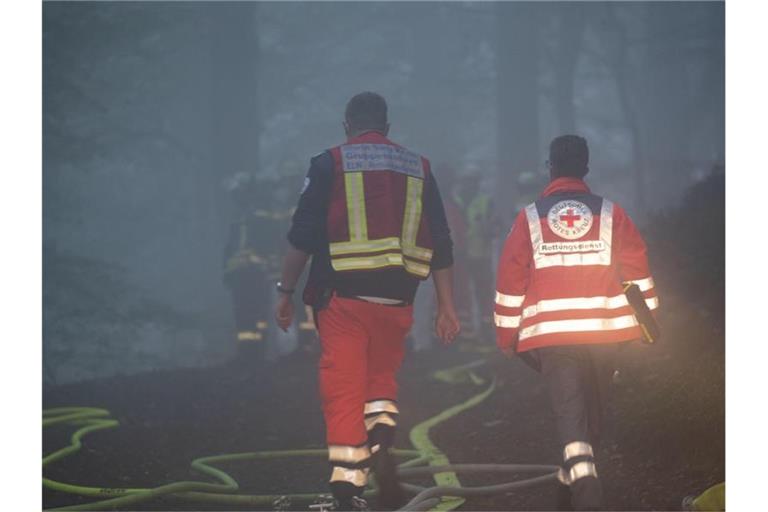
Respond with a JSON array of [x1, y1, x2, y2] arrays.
[[368, 425, 405, 510], [330, 482, 368, 511]]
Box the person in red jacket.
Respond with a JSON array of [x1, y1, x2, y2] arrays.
[[495, 135, 659, 511], [276, 92, 460, 511]]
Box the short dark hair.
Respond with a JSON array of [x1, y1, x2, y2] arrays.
[[549, 135, 589, 178], [345, 92, 388, 132]]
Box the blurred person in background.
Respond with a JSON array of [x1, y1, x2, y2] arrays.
[[456, 164, 501, 341], [223, 174, 278, 365]]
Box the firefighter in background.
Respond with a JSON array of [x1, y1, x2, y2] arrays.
[[223, 174, 276, 363], [456, 167, 501, 340], [494, 135, 659, 511], [275, 92, 460, 510]]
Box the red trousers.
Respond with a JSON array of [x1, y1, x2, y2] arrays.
[[317, 296, 413, 447]]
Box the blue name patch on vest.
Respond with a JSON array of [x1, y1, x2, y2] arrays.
[[341, 144, 424, 178]]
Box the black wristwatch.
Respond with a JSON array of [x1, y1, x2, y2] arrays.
[[276, 281, 295, 295]]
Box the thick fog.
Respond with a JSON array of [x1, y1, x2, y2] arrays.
[[42, 1, 724, 383]]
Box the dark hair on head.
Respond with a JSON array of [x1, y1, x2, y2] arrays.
[[345, 92, 388, 132], [549, 135, 589, 178]]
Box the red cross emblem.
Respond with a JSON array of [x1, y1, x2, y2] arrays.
[[559, 209, 582, 228], [547, 200, 593, 240]]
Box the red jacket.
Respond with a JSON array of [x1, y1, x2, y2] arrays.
[[495, 178, 659, 353]]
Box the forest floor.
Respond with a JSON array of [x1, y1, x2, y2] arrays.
[[43, 290, 724, 512]]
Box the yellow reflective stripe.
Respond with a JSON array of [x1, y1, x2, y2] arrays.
[[563, 441, 594, 461], [328, 445, 371, 464], [523, 295, 629, 319], [519, 314, 638, 340], [330, 237, 432, 262], [344, 172, 367, 241], [364, 400, 399, 415], [403, 244, 433, 262], [237, 331, 263, 341], [403, 258, 431, 277], [627, 277, 655, 292], [494, 313, 521, 328], [495, 291, 525, 308], [330, 237, 401, 256], [330, 466, 368, 486], [402, 176, 424, 249], [365, 413, 397, 431], [332, 253, 430, 277]]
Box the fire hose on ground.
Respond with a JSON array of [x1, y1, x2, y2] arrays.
[[42, 360, 561, 511]]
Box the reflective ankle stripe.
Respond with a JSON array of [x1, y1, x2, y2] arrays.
[[563, 441, 594, 461], [330, 466, 369, 487], [364, 400, 399, 415], [328, 445, 371, 465], [558, 461, 598, 485], [365, 413, 397, 431]]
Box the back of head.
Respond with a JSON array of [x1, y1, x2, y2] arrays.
[[549, 135, 589, 179], [345, 92, 388, 133]]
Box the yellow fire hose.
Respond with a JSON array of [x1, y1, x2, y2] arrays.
[[43, 360, 560, 511]]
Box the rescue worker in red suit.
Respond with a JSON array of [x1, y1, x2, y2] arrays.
[[494, 135, 659, 511], [275, 92, 460, 511]]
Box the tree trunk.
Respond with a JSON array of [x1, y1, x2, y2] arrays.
[[495, 2, 541, 221]]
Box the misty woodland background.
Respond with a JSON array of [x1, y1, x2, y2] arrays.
[[43, 2, 724, 384]]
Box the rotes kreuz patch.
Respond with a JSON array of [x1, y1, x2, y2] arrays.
[[547, 200, 593, 240]]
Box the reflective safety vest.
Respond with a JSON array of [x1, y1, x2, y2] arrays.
[[494, 178, 659, 352], [465, 194, 491, 260], [326, 132, 434, 279]]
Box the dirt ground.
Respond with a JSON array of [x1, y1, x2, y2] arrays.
[[43, 294, 724, 512]]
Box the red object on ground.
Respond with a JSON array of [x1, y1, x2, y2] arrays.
[[317, 295, 413, 446]]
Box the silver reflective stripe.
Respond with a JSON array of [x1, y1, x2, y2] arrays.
[[535, 251, 610, 268], [627, 277, 655, 292], [328, 445, 371, 464], [563, 441, 594, 461], [600, 199, 613, 255], [646, 296, 659, 310], [523, 295, 629, 319], [529, 199, 614, 269], [568, 461, 598, 483], [519, 314, 638, 341], [494, 313, 521, 328], [495, 291, 525, 308], [365, 413, 397, 431], [356, 296, 405, 305], [525, 203, 543, 252], [330, 466, 369, 486], [364, 400, 399, 415]]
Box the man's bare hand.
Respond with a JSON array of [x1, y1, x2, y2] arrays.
[[435, 306, 460, 344], [275, 294, 295, 332]]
